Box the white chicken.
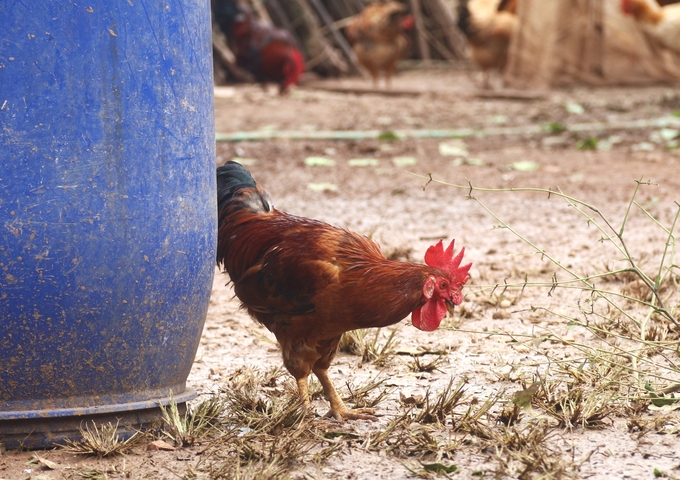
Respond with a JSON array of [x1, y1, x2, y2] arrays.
[[457, 0, 518, 89], [621, 0, 680, 53]]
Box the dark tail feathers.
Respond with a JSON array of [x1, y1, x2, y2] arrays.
[[216, 161, 272, 216], [216, 161, 272, 268], [211, 0, 246, 36], [456, 0, 476, 40]]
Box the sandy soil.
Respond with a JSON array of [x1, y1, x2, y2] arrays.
[[2, 67, 680, 479]]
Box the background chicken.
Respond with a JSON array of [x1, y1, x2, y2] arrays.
[[212, 0, 305, 93], [216, 162, 471, 421], [457, 0, 518, 89], [345, 2, 414, 88], [621, 0, 680, 53]]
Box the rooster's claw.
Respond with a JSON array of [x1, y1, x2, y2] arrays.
[[324, 408, 378, 422]]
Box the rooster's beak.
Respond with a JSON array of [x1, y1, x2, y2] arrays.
[[445, 299, 455, 317]]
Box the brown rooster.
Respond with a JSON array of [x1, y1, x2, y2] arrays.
[[216, 162, 471, 421], [346, 1, 414, 88], [212, 0, 305, 93]]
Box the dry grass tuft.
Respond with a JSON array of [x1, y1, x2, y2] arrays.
[[195, 367, 338, 478], [491, 421, 575, 479], [343, 374, 392, 409], [535, 381, 614, 429], [407, 354, 447, 373], [414, 378, 467, 425], [160, 396, 226, 447], [60, 420, 143, 457], [339, 327, 400, 366]]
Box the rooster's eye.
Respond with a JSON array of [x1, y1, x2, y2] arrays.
[[440, 281, 448, 289]]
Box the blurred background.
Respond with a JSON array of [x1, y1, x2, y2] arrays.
[[210, 0, 680, 92]]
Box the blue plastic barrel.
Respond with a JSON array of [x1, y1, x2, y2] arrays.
[[0, 1, 215, 448]]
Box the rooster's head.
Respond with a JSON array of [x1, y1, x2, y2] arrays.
[[411, 239, 471, 332]]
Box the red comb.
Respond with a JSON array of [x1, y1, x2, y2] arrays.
[[401, 15, 414, 31], [424, 239, 472, 284]]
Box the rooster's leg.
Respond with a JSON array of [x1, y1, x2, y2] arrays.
[[369, 70, 380, 89], [385, 67, 394, 90], [481, 70, 491, 90], [313, 366, 377, 421], [296, 377, 311, 409]]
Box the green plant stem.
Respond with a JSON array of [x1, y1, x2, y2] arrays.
[[419, 176, 678, 327]]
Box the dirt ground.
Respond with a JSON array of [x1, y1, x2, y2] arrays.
[[3, 66, 680, 479]]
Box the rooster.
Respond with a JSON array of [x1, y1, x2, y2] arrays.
[[212, 0, 305, 94], [621, 0, 680, 53], [216, 162, 471, 421], [457, 0, 518, 89], [345, 2, 414, 88]]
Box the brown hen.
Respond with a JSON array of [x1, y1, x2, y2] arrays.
[[346, 2, 414, 88]]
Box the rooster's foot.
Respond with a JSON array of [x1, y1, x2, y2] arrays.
[[324, 407, 377, 422]]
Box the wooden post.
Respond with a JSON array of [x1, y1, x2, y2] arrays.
[[586, 0, 604, 79], [307, 0, 363, 74], [277, 0, 351, 76], [421, 0, 465, 59], [408, 0, 431, 62], [248, 0, 273, 24]]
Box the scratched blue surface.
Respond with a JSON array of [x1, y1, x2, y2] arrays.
[[0, 0, 216, 423]]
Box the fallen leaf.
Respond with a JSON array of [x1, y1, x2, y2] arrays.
[[378, 131, 400, 141], [565, 102, 584, 114], [632, 142, 655, 152], [307, 182, 338, 192], [304, 157, 335, 167], [576, 137, 598, 150], [545, 121, 567, 134], [438, 140, 468, 157], [512, 382, 539, 409], [595, 139, 613, 151], [148, 440, 176, 451], [392, 156, 418, 167], [660, 128, 679, 141], [32, 454, 61, 470], [422, 462, 458, 474], [348, 158, 380, 167], [214, 87, 236, 99], [510, 160, 539, 172]]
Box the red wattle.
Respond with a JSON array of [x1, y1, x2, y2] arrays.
[[412, 300, 445, 332]]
